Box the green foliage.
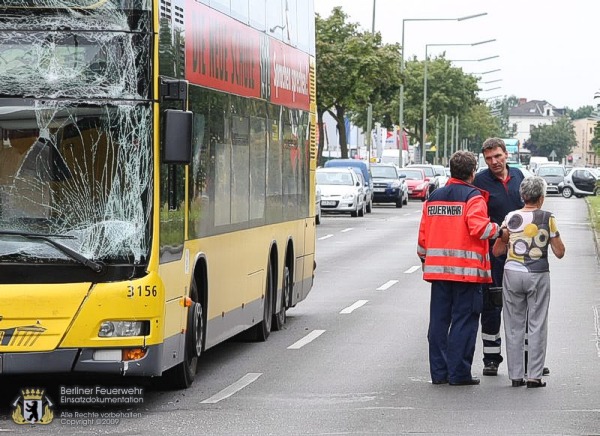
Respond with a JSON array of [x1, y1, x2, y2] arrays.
[[528, 118, 576, 161], [566, 105, 595, 120], [588, 196, 600, 233], [591, 121, 600, 156], [487, 95, 519, 136]]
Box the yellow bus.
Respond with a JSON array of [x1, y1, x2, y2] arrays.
[[0, 0, 317, 389]]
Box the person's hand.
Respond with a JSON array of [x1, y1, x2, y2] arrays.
[[500, 227, 510, 243]]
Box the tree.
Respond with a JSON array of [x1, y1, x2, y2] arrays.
[[487, 95, 519, 136], [591, 121, 600, 157], [527, 117, 576, 161], [316, 8, 400, 160], [566, 105, 595, 120], [401, 55, 480, 151], [455, 103, 503, 153]]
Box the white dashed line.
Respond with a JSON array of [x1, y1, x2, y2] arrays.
[[376, 280, 398, 291], [288, 329, 326, 349], [201, 373, 262, 404], [318, 234, 334, 240], [340, 299, 369, 314], [405, 266, 421, 274], [341, 228, 354, 233]]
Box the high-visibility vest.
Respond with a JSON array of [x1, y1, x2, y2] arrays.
[[417, 178, 499, 283]]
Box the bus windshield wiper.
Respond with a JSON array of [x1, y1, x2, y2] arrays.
[[0, 229, 104, 273]]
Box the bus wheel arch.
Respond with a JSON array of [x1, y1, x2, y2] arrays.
[[162, 257, 208, 389]]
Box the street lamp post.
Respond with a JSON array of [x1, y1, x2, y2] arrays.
[[421, 40, 496, 163], [398, 12, 486, 167], [366, 0, 376, 166]]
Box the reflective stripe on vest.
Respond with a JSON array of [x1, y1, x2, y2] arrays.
[[423, 264, 491, 279], [423, 248, 489, 263]]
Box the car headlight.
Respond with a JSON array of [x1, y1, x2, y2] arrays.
[[391, 180, 400, 188], [342, 193, 355, 200], [417, 182, 428, 190], [98, 321, 149, 337]]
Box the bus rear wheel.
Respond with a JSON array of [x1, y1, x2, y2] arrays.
[[273, 265, 291, 331], [252, 262, 273, 341]]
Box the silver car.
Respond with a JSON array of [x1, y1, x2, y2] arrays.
[[316, 167, 366, 217]]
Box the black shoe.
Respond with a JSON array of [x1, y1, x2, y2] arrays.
[[526, 379, 546, 388], [449, 377, 480, 386], [432, 379, 448, 385], [511, 379, 526, 387], [543, 367, 550, 376], [483, 362, 498, 376]]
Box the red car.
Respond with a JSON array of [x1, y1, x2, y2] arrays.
[[398, 168, 430, 201]]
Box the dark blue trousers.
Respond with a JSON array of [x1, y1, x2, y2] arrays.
[[428, 280, 483, 384], [481, 251, 505, 366]]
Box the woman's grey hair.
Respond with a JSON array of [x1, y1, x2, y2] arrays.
[[520, 176, 547, 204]]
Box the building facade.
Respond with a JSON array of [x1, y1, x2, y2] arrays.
[[571, 117, 600, 167], [508, 98, 565, 145]]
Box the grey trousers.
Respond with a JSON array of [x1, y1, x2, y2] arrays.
[[502, 270, 551, 380]]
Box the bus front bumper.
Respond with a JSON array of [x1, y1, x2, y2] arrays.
[[0, 344, 163, 376]]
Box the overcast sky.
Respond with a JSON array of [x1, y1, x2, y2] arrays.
[[314, 0, 599, 110]]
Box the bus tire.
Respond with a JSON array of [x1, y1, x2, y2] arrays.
[[162, 278, 203, 389], [273, 265, 291, 331], [253, 262, 273, 341]]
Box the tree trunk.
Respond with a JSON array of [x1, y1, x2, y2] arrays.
[[335, 105, 348, 159], [317, 109, 325, 165]]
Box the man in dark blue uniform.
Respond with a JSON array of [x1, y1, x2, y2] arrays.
[[473, 138, 524, 376]]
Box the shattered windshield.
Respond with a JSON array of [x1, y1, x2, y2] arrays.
[[0, 1, 152, 266]]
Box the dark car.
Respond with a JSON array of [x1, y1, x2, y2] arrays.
[[536, 165, 566, 195], [370, 163, 408, 208]]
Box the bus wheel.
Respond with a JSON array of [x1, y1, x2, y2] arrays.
[[253, 263, 273, 341], [163, 279, 203, 389], [273, 265, 291, 331]]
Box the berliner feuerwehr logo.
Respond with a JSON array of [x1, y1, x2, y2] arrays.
[[12, 388, 54, 424]]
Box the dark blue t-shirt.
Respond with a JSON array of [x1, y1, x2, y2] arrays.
[[473, 166, 525, 225]]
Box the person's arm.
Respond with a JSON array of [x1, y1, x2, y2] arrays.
[[492, 227, 509, 257], [550, 235, 565, 259], [464, 195, 499, 240], [548, 215, 565, 259]]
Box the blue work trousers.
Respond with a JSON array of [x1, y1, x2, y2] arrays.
[[481, 250, 505, 366], [428, 280, 483, 384]]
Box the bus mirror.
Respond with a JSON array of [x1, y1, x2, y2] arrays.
[[163, 109, 193, 165]]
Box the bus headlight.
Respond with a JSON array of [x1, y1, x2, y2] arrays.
[[98, 321, 149, 337]]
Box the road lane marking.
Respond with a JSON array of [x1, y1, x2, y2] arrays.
[[201, 373, 262, 404], [340, 299, 369, 314], [341, 228, 354, 233], [287, 329, 325, 349], [318, 234, 334, 240], [377, 280, 398, 291], [405, 266, 420, 274]]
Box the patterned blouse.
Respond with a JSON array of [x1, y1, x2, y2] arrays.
[[502, 209, 560, 273]]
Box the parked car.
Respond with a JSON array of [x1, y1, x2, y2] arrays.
[[323, 159, 373, 213], [432, 164, 449, 187], [316, 167, 366, 217], [561, 167, 599, 198], [398, 167, 429, 201], [406, 164, 440, 194], [370, 163, 408, 208], [536, 165, 566, 195]]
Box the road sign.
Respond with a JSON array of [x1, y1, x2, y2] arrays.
[[549, 150, 557, 161]]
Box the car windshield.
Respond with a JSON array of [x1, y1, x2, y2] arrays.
[[317, 171, 354, 186], [537, 166, 564, 176], [410, 166, 434, 176], [399, 170, 424, 180], [371, 166, 398, 178]]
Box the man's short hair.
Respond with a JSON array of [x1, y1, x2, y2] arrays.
[[450, 150, 477, 182], [481, 137, 507, 153]]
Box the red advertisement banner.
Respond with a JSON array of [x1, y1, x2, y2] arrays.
[[184, 1, 310, 110]]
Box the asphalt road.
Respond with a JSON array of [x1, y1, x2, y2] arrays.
[[1, 195, 599, 435]]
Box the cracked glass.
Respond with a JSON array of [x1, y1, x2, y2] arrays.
[[0, 1, 153, 266]]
